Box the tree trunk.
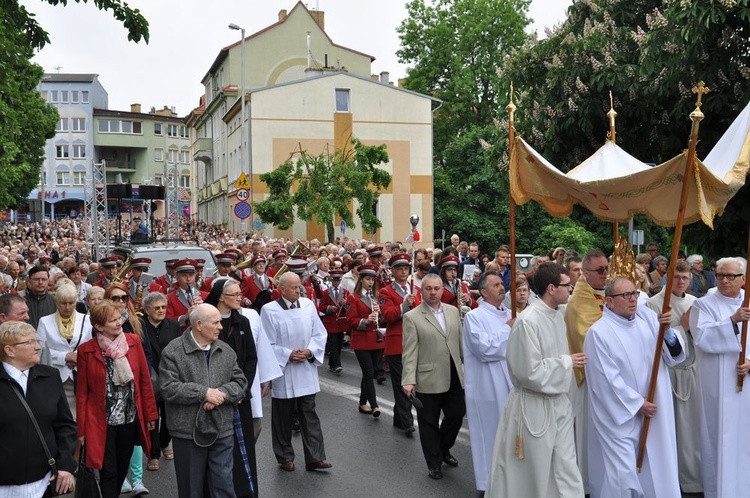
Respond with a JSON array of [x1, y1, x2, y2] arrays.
[[326, 220, 335, 244]]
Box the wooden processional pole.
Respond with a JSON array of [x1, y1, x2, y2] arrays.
[[608, 91, 620, 243], [737, 227, 750, 391], [507, 84, 518, 319], [636, 81, 710, 472]]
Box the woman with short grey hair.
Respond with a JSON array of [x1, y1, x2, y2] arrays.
[[36, 283, 93, 419], [687, 254, 716, 298]]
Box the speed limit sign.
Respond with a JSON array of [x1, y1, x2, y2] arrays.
[[236, 189, 250, 201]]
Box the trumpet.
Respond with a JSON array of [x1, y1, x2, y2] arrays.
[[270, 240, 312, 286]]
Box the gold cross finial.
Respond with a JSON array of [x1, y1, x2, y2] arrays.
[[692, 81, 710, 108], [506, 82, 517, 119]]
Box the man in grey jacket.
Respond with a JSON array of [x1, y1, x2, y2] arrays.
[[160, 303, 248, 498]]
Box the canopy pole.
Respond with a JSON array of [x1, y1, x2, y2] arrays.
[[737, 226, 750, 391], [608, 92, 620, 245], [507, 84, 518, 318], [636, 81, 710, 472]]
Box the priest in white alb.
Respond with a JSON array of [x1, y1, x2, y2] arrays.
[[585, 276, 684, 498], [690, 256, 750, 498], [645, 261, 700, 493], [485, 263, 585, 498], [462, 272, 513, 492]]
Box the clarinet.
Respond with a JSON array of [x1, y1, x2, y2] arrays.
[[369, 289, 383, 343]]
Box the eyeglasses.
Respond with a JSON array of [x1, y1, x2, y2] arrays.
[[716, 273, 744, 281], [584, 266, 609, 275], [673, 276, 691, 282], [109, 295, 129, 302], [150, 305, 167, 310], [555, 282, 574, 290], [610, 291, 639, 300], [13, 338, 41, 347], [223, 292, 243, 299]]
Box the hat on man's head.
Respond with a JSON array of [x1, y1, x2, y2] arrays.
[[195, 259, 206, 269], [215, 253, 235, 265], [285, 259, 308, 275], [389, 253, 412, 268], [366, 246, 384, 258], [174, 259, 197, 273], [272, 248, 288, 260], [439, 255, 460, 269], [131, 258, 151, 270], [251, 254, 267, 267], [164, 259, 178, 269], [99, 256, 119, 268], [329, 269, 344, 279]]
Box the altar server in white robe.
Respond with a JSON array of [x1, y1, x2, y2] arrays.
[[486, 263, 585, 498], [690, 256, 750, 498], [645, 261, 700, 493], [240, 306, 283, 442], [585, 276, 685, 498], [463, 272, 513, 491], [261, 272, 332, 471]]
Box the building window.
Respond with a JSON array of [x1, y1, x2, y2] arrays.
[[60, 91, 69, 103], [71, 118, 85, 132], [154, 148, 164, 161], [180, 125, 189, 139], [179, 151, 190, 164], [70, 91, 79, 103], [73, 171, 85, 185], [50, 90, 59, 103], [154, 123, 163, 136], [55, 119, 69, 132], [99, 119, 142, 134], [56, 171, 70, 185], [180, 175, 190, 188], [335, 88, 350, 112], [167, 124, 178, 137], [39, 90, 48, 100], [154, 175, 164, 186], [72, 145, 86, 159], [55, 145, 69, 158], [168, 149, 178, 163], [81, 91, 89, 103]]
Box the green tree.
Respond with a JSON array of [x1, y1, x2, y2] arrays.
[[253, 139, 391, 243], [0, 0, 149, 209], [500, 0, 750, 259]]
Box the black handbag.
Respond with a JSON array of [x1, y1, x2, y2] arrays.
[[10, 384, 61, 497], [74, 444, 102, 498]]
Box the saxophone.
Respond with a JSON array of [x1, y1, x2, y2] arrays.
[[134, 281, 146, 316], [369, 289, 383, 343]]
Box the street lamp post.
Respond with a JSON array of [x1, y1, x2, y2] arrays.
[[228, 23, 247, 233]]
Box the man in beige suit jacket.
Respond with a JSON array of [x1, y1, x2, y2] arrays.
[[402, 273, 465, 480]]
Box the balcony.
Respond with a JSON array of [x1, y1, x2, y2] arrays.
[[193, 137, 212, 165], [103, 159, 136, 171]]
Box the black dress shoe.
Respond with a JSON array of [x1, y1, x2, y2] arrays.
[[442, 452, 459, 467], [428, 468, 443, 480], [404, 425, 416, 435], [372, 408, 381, 418], [280, 461, 295, 472], [376, 376, 386, 385], [291, 419, 301, 432], [305, 461, 333, 471]]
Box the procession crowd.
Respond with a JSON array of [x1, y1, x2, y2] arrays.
[[0, 217, 748, 498]]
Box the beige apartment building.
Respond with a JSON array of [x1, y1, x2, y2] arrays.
[[188, 1, 436, 243]]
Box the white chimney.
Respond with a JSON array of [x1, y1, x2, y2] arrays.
[[307, 32, 312, 68]]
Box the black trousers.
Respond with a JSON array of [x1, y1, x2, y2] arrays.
[[272, 395, 326, 465], [415, 359, 466, 470], [355, 349, 382, 408], [326, 333, 344, 369], [100, 421, 138, 498], [149, 400, 171, 459], [387, 354, 414, 429]]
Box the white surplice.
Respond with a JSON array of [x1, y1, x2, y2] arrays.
[[261, 297, 327, 399], [690, 289, 750, 498], [485, 300, 583, 498], [240, 307, 283, 417], [463, 301, 513, 491], [585, 306, 684, 498], [646, 289, 701, 493]]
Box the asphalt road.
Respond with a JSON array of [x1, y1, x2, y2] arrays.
[[127, 346, 481, 497]]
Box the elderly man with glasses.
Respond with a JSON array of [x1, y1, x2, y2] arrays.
[[690, 256, 750, 498], [585, 276, 684, 498], [564, 248, 609, 492]]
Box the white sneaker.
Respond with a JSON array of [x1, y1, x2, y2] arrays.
[[121, 478, 133, 494], [132, 481, 149, 496]]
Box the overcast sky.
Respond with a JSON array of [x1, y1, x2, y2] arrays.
[[24, 0, 572, 115]]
